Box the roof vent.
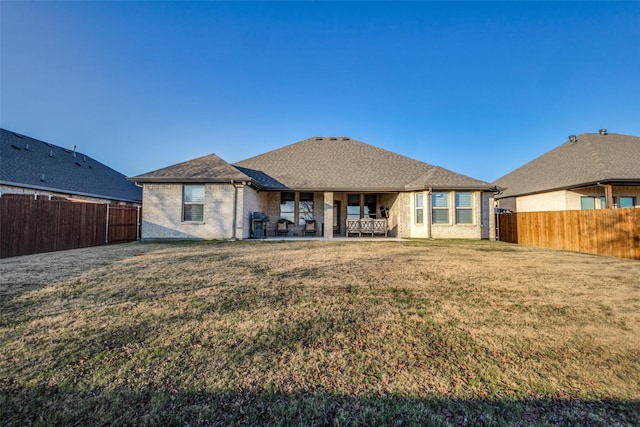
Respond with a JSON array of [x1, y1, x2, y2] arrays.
[[330, 137, 337, 140], [11, 144, 21, 150], [342, 137, 350, 140], [314, 137, 323, 141], [25, 143, 30, 151], [49, 150, 54, 157], [569, 135, 578, 143], [599, 129, 608, 135], [40, 174, 45, 182]]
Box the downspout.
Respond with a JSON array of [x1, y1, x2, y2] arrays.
[[427, 187, 433, 239], [231, 180, 237, 240]]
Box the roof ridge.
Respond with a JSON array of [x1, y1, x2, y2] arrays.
[[581, 134, 611, 179]]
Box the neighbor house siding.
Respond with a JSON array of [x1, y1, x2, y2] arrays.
[[141, 183, 238, 240], [0, 184, 137, 205], [503, 186, 640, 212]]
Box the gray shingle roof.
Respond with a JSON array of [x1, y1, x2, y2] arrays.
[[130, 153, 251, 183], [234, 136, 491, 191], [1, 129, 142, 203], [493, 132, 640, 198]]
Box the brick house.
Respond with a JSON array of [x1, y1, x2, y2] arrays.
[[494, 130, 640, 212], [130, 136, 495, 240]]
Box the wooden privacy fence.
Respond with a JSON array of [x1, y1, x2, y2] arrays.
[[497, 208, 640, 260], [0, 195, 140, 258]]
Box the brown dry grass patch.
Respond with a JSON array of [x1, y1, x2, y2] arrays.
[[1, 239, 639, 425]]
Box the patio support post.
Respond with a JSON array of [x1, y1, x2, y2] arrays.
[[323, 192, 334, 239]]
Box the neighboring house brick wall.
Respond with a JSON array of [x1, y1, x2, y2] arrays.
[[502, 186, 640, 212], [142, 183, 239, 240], [514, 190, 572, 212], [0, 184, 137, 205]]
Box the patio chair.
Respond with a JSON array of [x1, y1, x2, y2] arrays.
[[275, 219, 289, 236], [303, 220, 317, 236]]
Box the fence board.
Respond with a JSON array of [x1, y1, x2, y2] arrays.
[[497, 208, 640, 260], [0, 196, 139, 258]]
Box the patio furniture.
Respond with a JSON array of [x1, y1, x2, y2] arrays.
[[346, 218, 388, 237], [346, 218, 361, 237], [275, 219, 289, 236], [359, 218, 374, 236], [303, 220, 317, 236]]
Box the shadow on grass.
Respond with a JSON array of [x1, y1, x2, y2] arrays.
[[1, 384, 638, 426]]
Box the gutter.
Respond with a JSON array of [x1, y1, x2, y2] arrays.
[[0, 180, 141, 204]]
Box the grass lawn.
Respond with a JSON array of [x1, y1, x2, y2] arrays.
[[1, 239, 639, 426]]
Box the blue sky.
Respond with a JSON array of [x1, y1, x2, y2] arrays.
[[2, 1, 639, 182]]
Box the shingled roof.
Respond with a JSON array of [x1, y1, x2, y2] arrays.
[[494, 132, 640, 199], [131, 153, 251, 183], [1, 129, 142, 203], [233, 136, 491, 191]]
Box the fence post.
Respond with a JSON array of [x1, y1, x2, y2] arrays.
[[105, 204, 110, 244], [136, 205, 140, 241]]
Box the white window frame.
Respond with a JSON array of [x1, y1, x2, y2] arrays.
[[431, 192, 450, 224], [183, 184, 204, 222], [455, 192, 473, 224], [415, 192, 424, 224]]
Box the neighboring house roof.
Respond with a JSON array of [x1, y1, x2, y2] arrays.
[[131, 153, 251, 183], [1, 129, 142, 203], [494, 132, 640, 199], [234, 136, 491, 191]]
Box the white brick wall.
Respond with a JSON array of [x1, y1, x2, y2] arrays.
[[141, 183, 243, 240], [140, 185, 492, 240]]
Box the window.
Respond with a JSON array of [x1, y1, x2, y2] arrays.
[[298, 192, 314, 225], [280, 192, 295, 223], [455, 192, 473, 224], [432, 192, 449, 224], [619, 196, 635, 208], [581, 196, 595, 210], [347, 194, 360, 219], [415, 192, 424, 224], [364, 194, 377, 218], [183, 185, 204, 222]]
